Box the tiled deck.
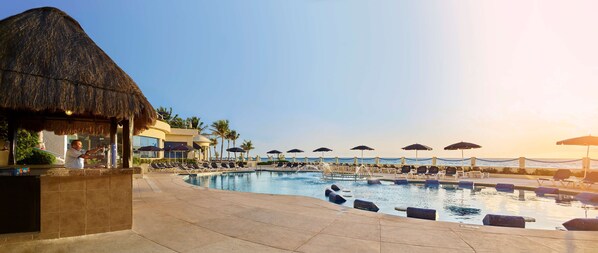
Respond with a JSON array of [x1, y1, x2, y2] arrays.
[[2, 172, 598, 252]]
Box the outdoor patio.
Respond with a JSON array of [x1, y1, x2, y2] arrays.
[[1, 172, 597, 253]]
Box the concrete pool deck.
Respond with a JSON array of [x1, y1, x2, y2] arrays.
[[2, 172, 598, 252]]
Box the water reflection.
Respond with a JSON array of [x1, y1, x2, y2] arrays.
[[185, 171, 598, 230]]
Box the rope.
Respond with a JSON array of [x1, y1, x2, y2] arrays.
[[379, 158, 401, 161], [591, 159, 598, 162], [437, 158, 469, 162], [405, 158, 432, 161], [476, 158, 519, 163], [525, 158, 582, 163]]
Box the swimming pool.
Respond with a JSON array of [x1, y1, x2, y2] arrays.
[[185, 171, 598, 230]]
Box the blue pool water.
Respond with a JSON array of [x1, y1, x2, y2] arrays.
[[185, 171, 598, 230]]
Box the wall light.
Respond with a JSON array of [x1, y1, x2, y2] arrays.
[[65, 110, 73, 116]]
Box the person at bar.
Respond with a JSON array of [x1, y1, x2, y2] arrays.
[[65, 140, 103, 169]]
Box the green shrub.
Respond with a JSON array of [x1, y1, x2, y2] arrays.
[[517, 168, 528, 175], [533, 169, 554, 176], [19, 148, 55, 165], [484, 168, 498, 174], [502, 167, 513, 174]]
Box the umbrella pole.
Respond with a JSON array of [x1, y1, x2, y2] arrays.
[[461, 149, 465, 171], [361, 150, 364, 165], [586, 145, 590, 177], [416, 150, 418, 164]]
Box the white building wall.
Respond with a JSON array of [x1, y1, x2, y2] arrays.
[[42, 130, 67, 162]]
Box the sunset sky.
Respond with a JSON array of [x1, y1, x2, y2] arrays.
[[3, 0, 598, 158]]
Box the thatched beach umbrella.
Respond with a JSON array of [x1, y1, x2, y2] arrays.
[[557, 135, 598, 177], [402, 143, 432, 163], [0, 7, 156, 166], [444, 142, 481, 168], [313, 147, 332, 162], [351, 145, 374, 165], [287, 149, 304, 162], [267, 150, 282, 160]]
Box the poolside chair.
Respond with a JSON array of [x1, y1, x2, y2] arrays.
[[426, 166, 440, 179], [228, 162, 237, 170], [443, 167, 458, 179], [537, 169, 572, 186], [396, 165, 412, 178], [572, 172, 598, 189], [415, 166, 428, 179], [210, 162, 220, 171], [468, 167, 489, 178], [221, 163, 231, 170]]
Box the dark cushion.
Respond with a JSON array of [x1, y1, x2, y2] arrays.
[[328, 192, 347, 204], [354, 199, 379, 212], [406, 207, 437, 220], [367, 179, 381, 185], [394, 179, 408, 185], [325, 188, 332, 197], [331, 184, 341, 191], [458, 181, 474, 188], [482, 214, 525, 228], [563, 218, 598, 231], [535, 187, 559, 196]]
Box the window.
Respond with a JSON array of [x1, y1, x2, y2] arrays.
[[134, 136, 159, 158]]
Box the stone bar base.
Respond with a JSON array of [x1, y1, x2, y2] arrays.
[[0, 169, 132, 243]]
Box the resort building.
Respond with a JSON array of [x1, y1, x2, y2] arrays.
[[40, 119, 212, 163]]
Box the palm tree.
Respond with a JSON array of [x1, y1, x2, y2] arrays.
[[210, 120, 229, 161], [209, 137, 218, 160], [156, 106, 175, 122], [240, 140, 254, 161], [187, 116, 208, 134], [228, 130, 240, 159]]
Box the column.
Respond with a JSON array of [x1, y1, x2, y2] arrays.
[[7, 115, 16, 165], [519, 157, 525, 170], [122, 117, 134, 168], [109, 118, 117, 168], [432, 157, 437, 166]]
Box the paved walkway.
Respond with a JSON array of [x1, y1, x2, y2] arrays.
[[2, 172, 598, 252]]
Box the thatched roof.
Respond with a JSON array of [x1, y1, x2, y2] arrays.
[[0, 7, 156, 135]]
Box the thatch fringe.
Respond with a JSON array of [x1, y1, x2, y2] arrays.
[[0, 7, 155, 135]]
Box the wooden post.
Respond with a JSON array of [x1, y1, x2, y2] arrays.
[[7, 115, 17, 165], [109, 118, 117, 168], [122, 117, 134, 168], [519, 157, 525, 170]]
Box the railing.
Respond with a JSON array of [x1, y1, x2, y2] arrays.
[[290, 156, 597, 171]]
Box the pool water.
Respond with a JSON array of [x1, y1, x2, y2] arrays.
[[185, 171, 598, 230]]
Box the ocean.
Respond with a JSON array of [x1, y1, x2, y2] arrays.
[[259, 157, 598, 169]]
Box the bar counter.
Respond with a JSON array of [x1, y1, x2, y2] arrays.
[[0, 168, 134, 242]]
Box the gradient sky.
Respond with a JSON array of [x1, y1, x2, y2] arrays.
[[3, 1, 598, 158]]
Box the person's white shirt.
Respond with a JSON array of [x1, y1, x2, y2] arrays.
[[65, 147, 85, 169]]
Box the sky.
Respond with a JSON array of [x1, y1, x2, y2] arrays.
[[2, 0, 598, 158]]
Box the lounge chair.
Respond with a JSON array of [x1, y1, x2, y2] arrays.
[[415, 166, 428, 179], [537, 169, 572, 186], [444, 167, 458, 179], [426, 166, 440, 179], [395, 165, 411, 178], [221, 163, 231, 170], [572, 172, 598, 189]]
